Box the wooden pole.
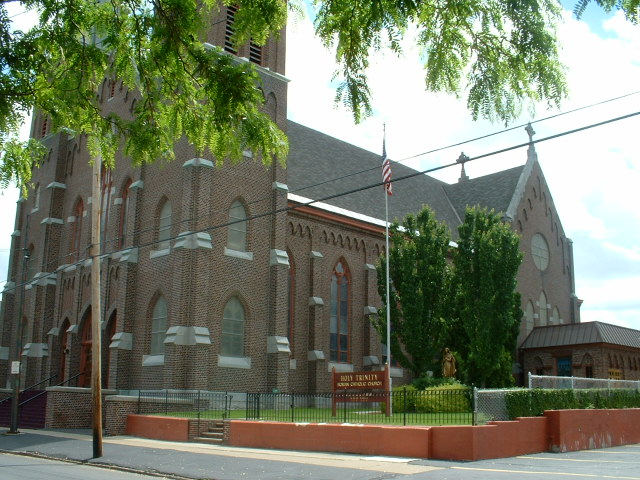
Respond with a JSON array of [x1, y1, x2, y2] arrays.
[[91, 154, 103, 458]]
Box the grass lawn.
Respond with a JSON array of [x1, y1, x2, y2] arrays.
[[151, 407, 474, 426]]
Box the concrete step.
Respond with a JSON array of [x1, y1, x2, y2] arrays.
[[194, 436, 224, 444]]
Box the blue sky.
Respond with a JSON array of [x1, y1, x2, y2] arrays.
[[2, 2, 640, 331]]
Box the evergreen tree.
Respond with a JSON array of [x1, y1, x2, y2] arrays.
[[375, 206, 451, 377], [449, 207, 523, 387]]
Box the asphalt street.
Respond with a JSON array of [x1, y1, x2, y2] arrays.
[[1, 428, 639, 479]]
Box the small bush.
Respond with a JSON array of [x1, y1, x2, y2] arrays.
[[415, 384, 471, 413], [412, 376, 461, 390], [381, 385, 417, 413]]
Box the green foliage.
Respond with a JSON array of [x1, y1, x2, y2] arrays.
[[414, 384, 471, 413], [385, 384, 418, 413], [315, 0, 571, 124], [374, 206, 452, 377], [505, 388, 640, 419], [0, 0, 289, 191], [373, 206, 521, 388], [412, 375, 461, 390], [573, 0, 639, 24], [383, 383, 470, 414], [448, 207, 522, 387]]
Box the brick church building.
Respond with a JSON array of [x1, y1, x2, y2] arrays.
[[1, 5, 581, 394]]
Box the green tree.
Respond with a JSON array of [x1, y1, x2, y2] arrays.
[[316, 0, 638, 124], [374, 206, 451, 377], [448, 207, 523, 388], [3, 1, 639, 190], [0, 0, 290, 191]]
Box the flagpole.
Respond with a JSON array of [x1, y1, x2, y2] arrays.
[[382, 123, 392, 415], [385, 178, 392, 415]]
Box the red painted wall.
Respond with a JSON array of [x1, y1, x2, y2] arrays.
[[547, 409, 640, 452], [229, 421, 431, 458], [126, 414, 190, 442], [126, 409, 640, 461]]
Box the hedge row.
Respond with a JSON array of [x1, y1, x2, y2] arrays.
[[389, 384, 471, 413], [505, 388, 640, 419]]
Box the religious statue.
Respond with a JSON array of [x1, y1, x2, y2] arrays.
[[442, 348, 456, 378]]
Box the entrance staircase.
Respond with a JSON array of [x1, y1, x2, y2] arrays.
[[194, 420, 226, 444]]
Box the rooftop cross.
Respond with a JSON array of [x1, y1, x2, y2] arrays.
[[525, 123, 536, 143]]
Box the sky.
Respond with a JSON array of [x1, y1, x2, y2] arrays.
[[2, 3, 640, 330]]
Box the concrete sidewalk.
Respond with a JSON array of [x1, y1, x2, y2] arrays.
[[0, 428, 440, 479]]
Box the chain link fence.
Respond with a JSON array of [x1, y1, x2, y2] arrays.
[[473, 388, 520, 423], [528, 373, 640, 390]]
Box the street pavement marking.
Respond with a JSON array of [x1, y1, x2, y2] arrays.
[[452, 466, 640, 479], [518, 456, 640, 464]]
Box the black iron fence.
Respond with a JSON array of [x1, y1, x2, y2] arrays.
[[137, 390, 235, 421], [137, 387, 474, 426]]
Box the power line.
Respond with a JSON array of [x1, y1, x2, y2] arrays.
[[289, 90, 640, 196], [2, 107, 638, 289]]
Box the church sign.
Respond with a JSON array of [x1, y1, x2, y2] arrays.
[[331, 365, 391, 416]]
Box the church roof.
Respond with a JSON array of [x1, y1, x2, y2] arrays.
[[443, 166, 526, 221], [286, 120, 527, 234], [521, 322, 640, 350]]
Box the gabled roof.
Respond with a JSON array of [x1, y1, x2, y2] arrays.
[[285, 120, 529, 235], [443, 166, 526, 221], [521, 322, 640, 350]]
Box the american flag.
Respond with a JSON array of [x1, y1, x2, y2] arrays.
[[382, 135, 392, 196]]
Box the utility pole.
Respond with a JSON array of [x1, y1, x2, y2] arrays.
[[91, 154, 103, 458], [9, 214, 30, 434]]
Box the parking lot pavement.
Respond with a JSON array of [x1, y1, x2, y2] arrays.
[[410, 444, 640, 479]]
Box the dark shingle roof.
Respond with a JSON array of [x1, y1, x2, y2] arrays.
[[443, 166, 525, 220], [521, 322, 640, 350], [286, 120, 526, 234]]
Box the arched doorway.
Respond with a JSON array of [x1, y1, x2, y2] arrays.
[[59, 319, 70, 384], [79, 310, 92, 388]]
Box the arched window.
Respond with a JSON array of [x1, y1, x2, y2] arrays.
[[33, 183, 40, 211], [550, 307, 560, 325], [118, 179, 132, 249], [70, 198, 84, 261], [227, 200, 247, 251], [59, 318, 70, 382], [538, 292, 548, 327], [104, 311, 117, 388], [157, 199, 172, 250], [79, 310, 92, 388], [222, 297, 245, 357], [20, 316, 30, 355], [150, 296, 168, 355], [287, 254, 295, 352], [524, 301, 534, 335], [26, 243, 37, 280], [330, 260, 350, 363], [100, 166, 113, 252]]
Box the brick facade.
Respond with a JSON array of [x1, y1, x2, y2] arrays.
[[523, 344, 640, 380], [1, 5, 587, 399]]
